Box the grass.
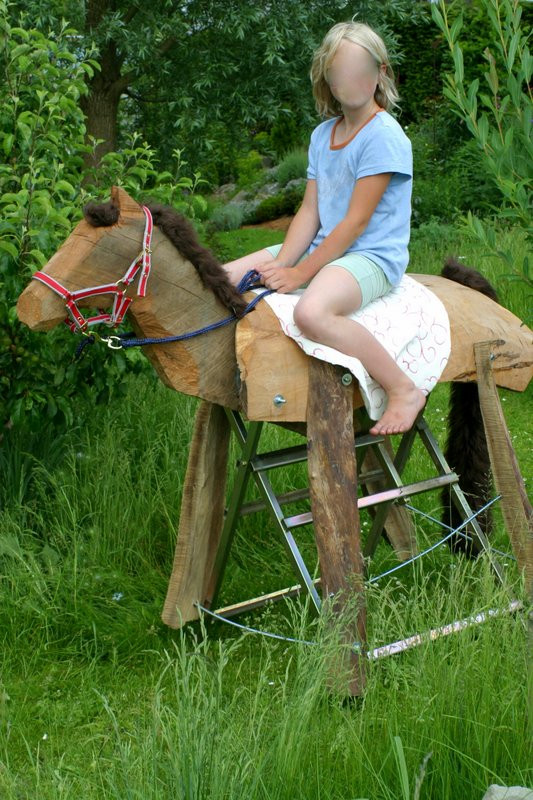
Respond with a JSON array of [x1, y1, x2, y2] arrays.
[[0, 227, 531, 798]]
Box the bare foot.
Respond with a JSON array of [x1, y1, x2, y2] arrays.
[[369, 385, 426, 436]]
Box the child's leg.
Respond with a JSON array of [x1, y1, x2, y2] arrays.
[[223, 248, 276, 286], [293, 266, 425, 435]]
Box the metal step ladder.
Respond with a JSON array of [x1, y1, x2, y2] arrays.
[[209, 408, 502, 620]]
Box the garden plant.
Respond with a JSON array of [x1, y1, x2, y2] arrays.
[[0, 0, 531, 797]]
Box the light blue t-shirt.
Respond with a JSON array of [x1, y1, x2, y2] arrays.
[[307, 111, 412, 285]]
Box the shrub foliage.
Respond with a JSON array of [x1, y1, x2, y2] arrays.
[[0, 5, 206, 430]]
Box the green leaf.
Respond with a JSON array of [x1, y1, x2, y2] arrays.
[[3, 134, 14, 156], [430, 2, 445, 33], [10, 43, 30, 60], [55, 180, 76, 196], [0, 240, 18, 259], [449, 14, 463, 45], [392, 736, 410, 800], [29, 249, 46, 266], [477, 115, 489, 147], [453, 43, 464, 84], [507, 30, 520, 72]]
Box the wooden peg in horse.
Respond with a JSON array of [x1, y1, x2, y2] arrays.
[[16, 188, 533, 693]]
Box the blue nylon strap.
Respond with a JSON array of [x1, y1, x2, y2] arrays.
[[118, 276, 272, 349], [74, 269, 273, 354]]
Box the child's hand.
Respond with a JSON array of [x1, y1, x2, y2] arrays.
[[260, 264, 304, 293]]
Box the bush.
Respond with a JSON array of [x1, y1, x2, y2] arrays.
[[0, 7, 207, 431], [245, 187, 304, 224], [235, 149, 264, 190], [269, 114, 308, 158], [208, 203, 247, 232], [407, 118, 501, 226], [431, 0, 532, 300], [276, 148, 308, 188]]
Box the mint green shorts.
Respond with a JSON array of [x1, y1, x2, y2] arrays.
[[264, 244, 392, 309]]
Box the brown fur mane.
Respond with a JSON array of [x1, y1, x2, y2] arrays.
[[83, 200, 248, 316], [440, 256, 498, 555]]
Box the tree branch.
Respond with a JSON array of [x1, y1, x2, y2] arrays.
[[123, 88, 169, 104], [158, 35, 178, 57], [122, 6, 141, 26]]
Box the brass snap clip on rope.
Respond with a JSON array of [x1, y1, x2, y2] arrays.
[[102, 335, 123, 350]]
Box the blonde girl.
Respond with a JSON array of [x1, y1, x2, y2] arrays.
[[224, 22, 425, 435]]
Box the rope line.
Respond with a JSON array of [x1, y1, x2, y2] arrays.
[[112, 270, 271, 349], [196, 497, 504, 647], [72, 269, 271, 356], [404, 498, 516, 562], [195, 603, 319, 646], [367, 495, 501, 585]]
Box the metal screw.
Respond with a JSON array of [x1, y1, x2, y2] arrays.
[[341, 372, 353, 386], [273, 394, 287, 406]]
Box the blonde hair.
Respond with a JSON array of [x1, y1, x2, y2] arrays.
[[310, 22, 399, 117]]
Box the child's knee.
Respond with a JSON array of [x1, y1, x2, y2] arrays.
[[294, 300, 322, 339]]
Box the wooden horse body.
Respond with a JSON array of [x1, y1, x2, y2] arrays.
[[17, 187, 533, 694], [17, 188, 531, 418]]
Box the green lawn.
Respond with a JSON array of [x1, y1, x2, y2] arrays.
[[0, 225, 531, 799]]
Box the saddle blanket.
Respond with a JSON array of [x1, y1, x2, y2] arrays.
[[254, 274, 451, 421]]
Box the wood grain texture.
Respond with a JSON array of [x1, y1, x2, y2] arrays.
[[236, 274, 532, 422], [307, 359, 366, 695], [17, 187, 241, 408], [161, 402, 230, 628], [474, 342, 532, 599]]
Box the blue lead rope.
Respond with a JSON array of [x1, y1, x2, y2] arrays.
[[121, 272, 271, 349], [75, 270, 272, 357]]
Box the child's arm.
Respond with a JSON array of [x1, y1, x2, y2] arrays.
[[262, 172, 391, 293], [258, 180, 320, 271]]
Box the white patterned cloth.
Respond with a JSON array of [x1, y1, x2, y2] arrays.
[[253, 274, 451, 421]]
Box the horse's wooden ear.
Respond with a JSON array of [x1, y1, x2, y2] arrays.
[[83, 200, 119, 227], [111, 186, 145, 218]]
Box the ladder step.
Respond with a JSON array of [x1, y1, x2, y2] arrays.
[[240, 468, 385, 517], [240, 487, 310, 516], [249, 433, 386, 473], [251, 444, 308, 471], [284, 473, 459, 530]]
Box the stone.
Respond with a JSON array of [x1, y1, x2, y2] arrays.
[[211, 182, 236, 198], [482, 786, 533, 800], [284, 177, 306, 192]]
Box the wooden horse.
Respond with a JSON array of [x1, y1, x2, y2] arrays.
[[17, 187, 532, 694]]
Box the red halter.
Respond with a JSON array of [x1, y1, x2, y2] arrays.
[[32, 206, 154, 333]]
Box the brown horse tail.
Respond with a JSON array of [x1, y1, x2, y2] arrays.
[[440, 257, 497, 556]]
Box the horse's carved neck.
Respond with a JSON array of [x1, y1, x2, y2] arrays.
[[128, 224, 240, 406]]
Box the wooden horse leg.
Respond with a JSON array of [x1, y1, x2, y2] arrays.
[[474, 342, 533, 600], [161, 401, 231, 628], [307, 360, 366, 695]]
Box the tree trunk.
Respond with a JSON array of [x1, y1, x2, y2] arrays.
[[82, 0, 132, 169], [81, 42, 127, 169]]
